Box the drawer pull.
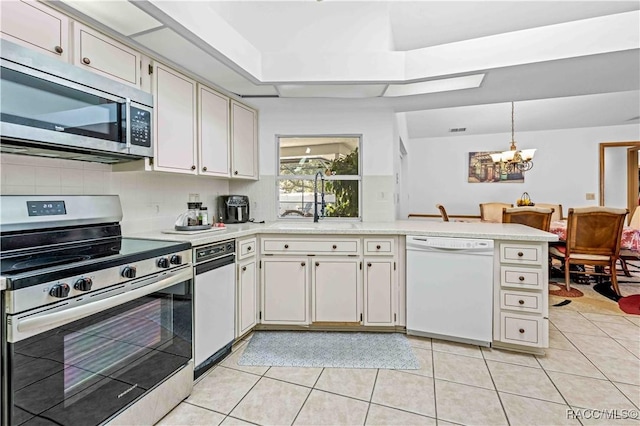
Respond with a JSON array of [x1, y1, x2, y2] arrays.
[[518, 276, 525, 281], [54, 45, 63, 54], [82, 57, 91, 65], [191, 165, 196, 170], [202, 167, 208, 172], [284, 244, 289, 249], [376, 245, 381, 250], [517, 251, 524, 257], [518, 300, 525, 305], [315, 262, 319, 267], [300, 262, 306, 267], [247, 246, 252, 251], [332, 245, 337, 249], [234, 171, 238, 175], [519, 328, 525, 334], [367, 263, 372, 267], [242, 266, 246, 272]]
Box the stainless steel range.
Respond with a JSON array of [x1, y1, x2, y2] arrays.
[[0, 195, 193, 426]]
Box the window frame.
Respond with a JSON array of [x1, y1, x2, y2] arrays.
[[275, 134, 362, 221]]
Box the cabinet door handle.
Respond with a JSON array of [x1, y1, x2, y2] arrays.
[[367, 263, 372, 267], [315, 262, 319, 267], [518, 299, 525, 305], [191, 165, 196, 170], [242, 266, 247, 272], [54, 45, 63, 54], [518, 276, 525, 281], [517, 251, 524, 257], [519, 328, 525, 334], [202, 166, 207, 172], [300, 262, 306, 267], [82, 57, 91, 65], [376, 245, 381, 250], [284, 244, 289, 249], [234, 171, 239, 175], [332, 245, 337, 249]]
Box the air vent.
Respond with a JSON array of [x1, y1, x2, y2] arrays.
[[449, 128, 467, 133]]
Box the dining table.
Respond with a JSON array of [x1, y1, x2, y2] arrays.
[[549, 220, 640, 251]]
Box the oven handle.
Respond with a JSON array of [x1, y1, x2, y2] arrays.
[[11, 267, 192, 341]]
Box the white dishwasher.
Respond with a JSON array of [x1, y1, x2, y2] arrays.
[[406, 236, 494, 347]]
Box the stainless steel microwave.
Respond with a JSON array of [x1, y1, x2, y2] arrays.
[[0, 40, 153, 163]]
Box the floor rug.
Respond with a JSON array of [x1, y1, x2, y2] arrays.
[[238, 331, 420, 369], [549, 282, 584, 298], [593, 282, 622, 302], [618, 294, 640, 315]]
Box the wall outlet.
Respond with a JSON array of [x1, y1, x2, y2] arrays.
[[586, 193, 595, 200]]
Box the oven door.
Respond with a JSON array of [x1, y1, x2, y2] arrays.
[[3, 267, 192, 426]]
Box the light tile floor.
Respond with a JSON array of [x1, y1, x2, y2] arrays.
[[157, 309, 640, 426]]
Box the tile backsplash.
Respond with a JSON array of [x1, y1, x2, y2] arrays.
[[1, 154, 229, 235]]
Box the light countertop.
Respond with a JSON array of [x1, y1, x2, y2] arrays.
[[127, 220, 559, 246], [1, 276, 5, 291]]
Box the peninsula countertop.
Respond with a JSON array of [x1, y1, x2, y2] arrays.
[[126, 220, 559, 247]]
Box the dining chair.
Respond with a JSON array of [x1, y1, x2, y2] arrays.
[[618, 206, 640, 276], [534, 203, 563, 221], [479, 202, 513, 223], [436, 204, 450, 222], [502, 207, 554, 231], [548, 207, 628, 296]]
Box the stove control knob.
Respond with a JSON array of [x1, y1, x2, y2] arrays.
[[122, 266, 137, 279], [157, 257, 170, 268], [170, 255, 182, 265], [49, 283, 70, 298], [74, 278, 93, 292]]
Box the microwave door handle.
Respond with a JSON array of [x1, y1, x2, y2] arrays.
[[124, 97, 132, 151]]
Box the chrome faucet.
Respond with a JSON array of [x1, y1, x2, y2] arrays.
[[313, 171, 326, 223]]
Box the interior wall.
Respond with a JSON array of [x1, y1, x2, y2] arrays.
[[407, 124, 640, 216], [231, 98, 397, 222], [0, 154, 229, 234]]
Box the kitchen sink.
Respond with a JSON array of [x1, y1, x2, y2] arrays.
[[270, 222, 358, 230]]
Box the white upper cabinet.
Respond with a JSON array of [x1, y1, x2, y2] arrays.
[[73, 23, 140, 88], [230, 100, 258, 180], [1, 0, 69, 61], [198, 85, 230, 177], [153, 63, 197, 174]]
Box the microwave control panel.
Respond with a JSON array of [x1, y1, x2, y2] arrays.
[[129, 106, 151, 147]]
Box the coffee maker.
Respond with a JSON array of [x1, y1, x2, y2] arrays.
[[218, 195, 250, 223]]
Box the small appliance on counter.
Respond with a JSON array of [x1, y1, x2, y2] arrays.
[[218, 195, 250, 224]]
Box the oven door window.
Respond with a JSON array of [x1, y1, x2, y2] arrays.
[[7, 280, 192, 426], [0, 66, 124, 143]]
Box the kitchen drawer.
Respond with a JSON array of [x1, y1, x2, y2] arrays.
[[364, 238, 394, 255], [500, 312, 544, 347], [500, 266, 543, 290], [500, 243, 543, 265], [500, 290, 542, 313], [238, 237, 257, 260], [262, 238, 360, 255]]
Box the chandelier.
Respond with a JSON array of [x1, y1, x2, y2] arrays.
[[490, 102, 536, 172]]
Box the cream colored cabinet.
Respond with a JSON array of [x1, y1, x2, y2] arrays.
[[363, 238, 397, 326], [237, 237, 258, 337], [312, 259, 361, 323], [72, 23, 140, 87], [261, 257, 309, 325], [152, 63, 197, 174], [198, 85, 230, 177], [493, 241, 549, 352], [230, 100, 258, 180], [1, 0, 69, 61]]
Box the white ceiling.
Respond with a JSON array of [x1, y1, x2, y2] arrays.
[[56, 0, 640, 137]]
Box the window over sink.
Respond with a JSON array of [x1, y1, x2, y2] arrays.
[[277, 135, 361, 220]]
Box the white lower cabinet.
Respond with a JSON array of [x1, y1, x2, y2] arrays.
[[364, 260, 396, 326], [261, 257, 309, 325], [312, 259, 361, 323], [237, 258, 257, 337]]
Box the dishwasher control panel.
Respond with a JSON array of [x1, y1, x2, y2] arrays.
[[407, 236, 494, 250], [194, 240, 235, 264]]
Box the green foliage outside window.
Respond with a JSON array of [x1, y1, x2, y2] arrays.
[[325, 148, 359, 217]]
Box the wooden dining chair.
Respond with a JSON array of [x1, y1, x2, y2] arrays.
[[436, 204, 450, 222], [549, 207, 628, 296], [479, 202, 513, 223], [533, 203, 563, 221], [618, 207, 640, 276], [502, 207, 554, 231]]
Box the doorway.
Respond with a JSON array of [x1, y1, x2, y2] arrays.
[[599, 141, 640, 223]]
